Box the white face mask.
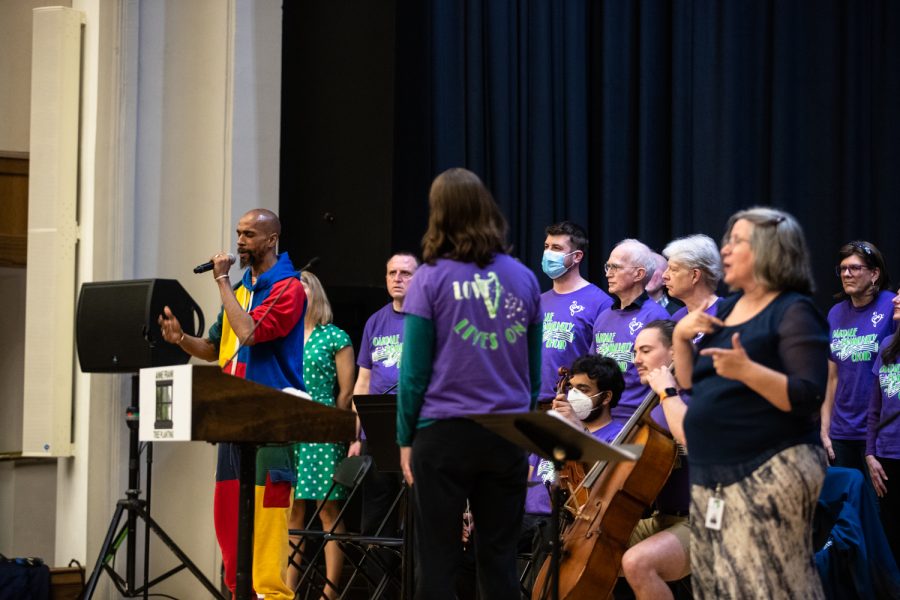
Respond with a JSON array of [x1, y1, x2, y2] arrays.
[[567, 388, 601, 420]]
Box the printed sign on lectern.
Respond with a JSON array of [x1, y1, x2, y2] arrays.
[[139, 365, 193, 441]]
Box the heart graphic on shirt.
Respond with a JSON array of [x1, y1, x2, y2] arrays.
[[872, 311, 884, 327], [628, 317, 644, 336], [569, 301, 585, 317]]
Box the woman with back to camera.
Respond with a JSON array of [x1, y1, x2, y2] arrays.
[[286, 271, 355, 598], [821, 241, 895, 479], [397, 167, 542, 600], [672, 207, 830, 599]]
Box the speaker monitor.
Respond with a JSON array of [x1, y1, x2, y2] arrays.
[[76, 279, 205, 373]]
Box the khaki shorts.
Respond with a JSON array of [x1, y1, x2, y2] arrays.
[[628, 511, 691, 556]]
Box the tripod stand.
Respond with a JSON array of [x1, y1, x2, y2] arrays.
[[82, 375, 225, 599]]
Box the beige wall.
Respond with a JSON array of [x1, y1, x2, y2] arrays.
[[0, 0, 72, 152], [0, 0, 70, 563], [0, 0, 284, 597]]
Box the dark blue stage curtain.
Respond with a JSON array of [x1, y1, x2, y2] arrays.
[[392, 0, 900, 306]]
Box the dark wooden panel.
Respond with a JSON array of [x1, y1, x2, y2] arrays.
[[0, 154, 28, 268], [190, 366, 356, 444]]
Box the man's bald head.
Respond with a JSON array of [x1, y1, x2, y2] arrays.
[[241, 208, 282, 237]]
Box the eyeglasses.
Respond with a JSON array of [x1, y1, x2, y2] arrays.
[[387, 270, 414, 280], [722, 236, 751, 248], [835, 264, 871, 277], [604, 263, 637, 274]]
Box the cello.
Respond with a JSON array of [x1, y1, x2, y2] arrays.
[[532, 383, 678, 600]]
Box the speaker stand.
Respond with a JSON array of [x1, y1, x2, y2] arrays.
[[82, 375, 225, 600]]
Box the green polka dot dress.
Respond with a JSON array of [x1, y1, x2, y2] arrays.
[[294, 323, 352, 500]]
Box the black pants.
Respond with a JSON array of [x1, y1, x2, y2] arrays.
[[877, 455, 900, 569], [832, 438, 873, 489], [411, 419, 527, 600]]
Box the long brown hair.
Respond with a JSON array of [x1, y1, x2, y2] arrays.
[[421, 168, 509, 268]]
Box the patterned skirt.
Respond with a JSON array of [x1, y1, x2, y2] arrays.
[[293, 442, 348, 500], [690, 443, 827, 600]]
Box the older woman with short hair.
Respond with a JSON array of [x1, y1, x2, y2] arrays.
[[662, 234, 722, 322], [672, 207, 829, 599]]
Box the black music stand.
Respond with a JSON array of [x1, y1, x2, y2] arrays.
[[355, 394, 414, 599], [468, 411, 640, 600]]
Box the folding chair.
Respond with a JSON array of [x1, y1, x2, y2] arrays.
[[326, 479, 406, 600], [288, 455, 373, 599]]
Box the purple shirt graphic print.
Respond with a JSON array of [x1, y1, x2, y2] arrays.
[[358, 303, 405, 394], [591, 298, 670, 423], [402, 255, 542, 419], [539, 285, 613, 402]]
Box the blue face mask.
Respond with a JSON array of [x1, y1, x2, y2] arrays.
[[542, 250, 576, 279]]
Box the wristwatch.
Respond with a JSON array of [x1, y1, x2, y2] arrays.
[[660, 387, 678, 401]]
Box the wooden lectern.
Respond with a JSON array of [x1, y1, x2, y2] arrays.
[[139, 365, 356, 600]]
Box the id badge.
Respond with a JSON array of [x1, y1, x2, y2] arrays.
[[705, 496, 724, 530]]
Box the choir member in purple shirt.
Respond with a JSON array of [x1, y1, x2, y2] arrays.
[[349, 254, 418, 543], [868, 288, 900, 565], [821, 241, 895, 479], [662, 234, 722, 324], [592, 239, 670, 423], [539, 221, 613, 404], [397, 168, 543, 600]]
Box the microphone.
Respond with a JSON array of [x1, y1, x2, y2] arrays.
[[298, 256, 320, 272], [194, 253, 235, 274]]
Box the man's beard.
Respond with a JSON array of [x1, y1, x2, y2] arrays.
[[239, 252, 256, 269]]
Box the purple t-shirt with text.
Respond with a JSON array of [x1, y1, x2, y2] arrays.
[[524, 419, 623, 515], [868, 337, 900, 460], [828, 291, 897, 440], [539, 285, 613, 402], [358, 303, 405, 395], [592, 294, 670, 423], [402, 255, 542, 419]]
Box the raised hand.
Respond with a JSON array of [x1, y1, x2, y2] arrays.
[[673, 308, 723, 344], [157, 306, 184, 345], [699, 332, 752, 381]]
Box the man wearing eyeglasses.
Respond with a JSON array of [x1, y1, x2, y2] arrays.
[[350, 252, 418, 560], [591, 239, 670, 423]]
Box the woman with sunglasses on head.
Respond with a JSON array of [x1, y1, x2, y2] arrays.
[[821, 242, 895, 479], [672, 207, 829, 598]]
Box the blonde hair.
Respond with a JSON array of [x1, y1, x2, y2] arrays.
[[301, 271, 333, 326]]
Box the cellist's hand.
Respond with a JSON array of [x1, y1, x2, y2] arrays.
[[646, 366, 677, 397]]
